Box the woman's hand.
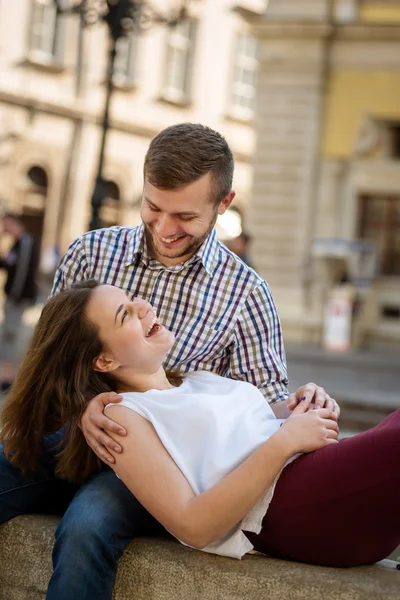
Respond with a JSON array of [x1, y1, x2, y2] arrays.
[[80, 392, 126, 464], [277, 401, 339, 455]]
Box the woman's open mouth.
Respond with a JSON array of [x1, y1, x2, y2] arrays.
[[145, 316, 162, 338]]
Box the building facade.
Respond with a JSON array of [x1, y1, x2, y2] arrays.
[[245, 0, 400, 348], [1, 0, 400, 349], [0, 0, 263, 255]]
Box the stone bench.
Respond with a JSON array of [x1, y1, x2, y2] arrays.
[[0, 515, 398, 600]]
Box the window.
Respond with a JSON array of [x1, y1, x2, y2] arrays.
[[230, 34, 258, 121], [162, 20, 197, 104], [113, 32, 139, 87], [359, 195, 400, 276], [334, 0, 358, 23], [29, 0, 66, 65]]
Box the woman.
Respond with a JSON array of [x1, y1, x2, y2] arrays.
[[1, 281, 399, 567]]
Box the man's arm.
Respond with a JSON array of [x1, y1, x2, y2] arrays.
[[228, 282, 340, 418], [228, 281, 289, 404]]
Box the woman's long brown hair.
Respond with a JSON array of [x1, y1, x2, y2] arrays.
[[0, 280, 117, 483]]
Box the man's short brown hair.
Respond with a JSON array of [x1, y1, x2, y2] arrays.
[[144, 123, 234, 205]]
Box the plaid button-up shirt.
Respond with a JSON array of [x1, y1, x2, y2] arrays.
[[53, 225, 288, 403]]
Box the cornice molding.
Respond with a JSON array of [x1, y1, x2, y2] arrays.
[[0, 90, 253, 164], [235, 7, 400, 42], [335, 24, 400, 41], [251, 22, 332, 40], [0, 90, 160, 140]]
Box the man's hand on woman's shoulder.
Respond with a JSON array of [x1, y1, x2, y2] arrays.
[[80, 392, 126, 464]]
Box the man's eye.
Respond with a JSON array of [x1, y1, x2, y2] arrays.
[[121, 310, 129, 324], [179, 216, 194, 221], [149, 206, 160, 212]]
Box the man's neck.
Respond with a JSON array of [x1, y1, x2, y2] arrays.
[[152, 251, 194, 268]]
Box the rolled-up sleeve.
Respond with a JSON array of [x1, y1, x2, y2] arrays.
[[228, 281, 289, 404]]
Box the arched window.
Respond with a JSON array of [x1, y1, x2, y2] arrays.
[[99, 180, 122, 227], [27, 166, 48, 189], [19, 165, 49, 245]]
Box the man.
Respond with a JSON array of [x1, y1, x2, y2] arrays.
[[0, 124, 336, 600], [0, 213, 38, 390]]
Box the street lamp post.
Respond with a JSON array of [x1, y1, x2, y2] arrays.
[[54, 0, 188, 232]]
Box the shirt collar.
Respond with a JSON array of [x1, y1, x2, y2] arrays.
[[125, 224, 146, 267], [125, 224, 219, 276], [193, 228, 219, 276]]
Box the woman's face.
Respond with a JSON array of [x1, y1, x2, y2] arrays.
[[86, 284, 175, 374]]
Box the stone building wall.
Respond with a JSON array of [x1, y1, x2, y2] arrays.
[[248, 1, 400, 346]]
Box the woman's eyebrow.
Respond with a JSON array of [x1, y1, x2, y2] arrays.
[[114, 304, 124, 323]]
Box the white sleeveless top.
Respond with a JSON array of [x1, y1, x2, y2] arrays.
[[119, 371, 295, 559]]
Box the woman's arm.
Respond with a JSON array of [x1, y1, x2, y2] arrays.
[[106, 404, 338, 549]]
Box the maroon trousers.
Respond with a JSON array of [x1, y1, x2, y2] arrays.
[[245, 408, 400, 567]]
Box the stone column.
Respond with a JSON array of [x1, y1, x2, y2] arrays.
[[315, 158, 347, 239], [248, 16, 330, 316]]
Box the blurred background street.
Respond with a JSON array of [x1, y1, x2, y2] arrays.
[[0, 0, 399, 563]]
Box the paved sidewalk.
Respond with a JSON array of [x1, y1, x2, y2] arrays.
[[287, 344, 400, 407], [287, 344, 400, 562], [286, 344, 400, 433]]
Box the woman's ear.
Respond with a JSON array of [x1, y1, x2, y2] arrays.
[[93, 353, 118, 373]]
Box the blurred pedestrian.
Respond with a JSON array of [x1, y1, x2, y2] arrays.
[[227, 231, 254, 269], [0, 213, 39, 391]]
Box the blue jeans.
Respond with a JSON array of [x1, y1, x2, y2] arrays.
[[0, 431, 165, 600]]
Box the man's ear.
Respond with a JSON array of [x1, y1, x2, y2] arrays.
[[218, 191, 236, 215], [93, 353, 118, 373]]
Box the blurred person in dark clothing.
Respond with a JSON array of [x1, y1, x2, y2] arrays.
[[0, 213, 39, 391], [227, 231, 254, 269]]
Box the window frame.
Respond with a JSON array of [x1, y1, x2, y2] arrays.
[[161, 19, 198, 105], [359, 194, 400, 277], [113, 32, 139, 89], [28, 0, 67, 67], [360, 1, 400, 4], [229, 33, 258, 123]]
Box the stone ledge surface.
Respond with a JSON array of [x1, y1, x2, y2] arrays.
[[0, 515, 398, 600]]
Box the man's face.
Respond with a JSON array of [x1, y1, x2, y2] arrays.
[[141, 173, 234, 267]]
